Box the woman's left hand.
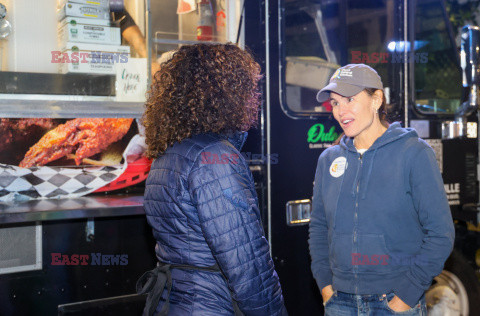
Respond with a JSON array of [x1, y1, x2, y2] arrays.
[[387, 295, 411, 312]]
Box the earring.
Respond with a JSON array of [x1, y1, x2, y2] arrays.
[[376, 108, 379, 114]]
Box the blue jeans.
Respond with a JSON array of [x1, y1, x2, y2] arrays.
[[324, 291, 426, 315]]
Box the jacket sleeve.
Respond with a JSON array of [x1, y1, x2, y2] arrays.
[[393, 146, 455, 307], [308, 155, 333, 292], [188, 144, 287, 316]]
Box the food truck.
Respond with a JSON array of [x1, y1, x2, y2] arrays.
[[2, 0, 480, 315], [0, 0, 244, 314], [272, 0, 480, 315]]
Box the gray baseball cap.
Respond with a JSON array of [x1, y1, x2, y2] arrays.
[[316, 64, 383, 103]]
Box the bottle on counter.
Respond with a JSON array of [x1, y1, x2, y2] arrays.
[[196, 0, 214, 41]]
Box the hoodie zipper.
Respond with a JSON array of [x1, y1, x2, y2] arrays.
[[353, 153, 363, 293]]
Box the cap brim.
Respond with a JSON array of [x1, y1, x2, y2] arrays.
[[316, 82, 365, 103]]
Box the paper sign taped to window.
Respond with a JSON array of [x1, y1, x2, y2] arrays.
[[177, 0, 196, 14], [115, 58, 147, 102]]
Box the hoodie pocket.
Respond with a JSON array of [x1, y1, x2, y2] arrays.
[[330, 233, 353, 273], [354, 234, 393, 274]]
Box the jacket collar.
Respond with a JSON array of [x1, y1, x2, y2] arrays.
[[205, 131, 248, 151], [224, 131, 248, 151]]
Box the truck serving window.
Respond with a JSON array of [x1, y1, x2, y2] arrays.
[[413, 0, 462, 114], [280, 0, 395, 118]]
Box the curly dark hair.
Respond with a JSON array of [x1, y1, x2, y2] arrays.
[[142, 43, 262, 158]]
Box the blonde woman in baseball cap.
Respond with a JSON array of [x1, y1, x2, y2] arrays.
[[309, 64, 454, 315]]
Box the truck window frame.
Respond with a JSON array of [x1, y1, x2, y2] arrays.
[[277, 0, 336, 119]]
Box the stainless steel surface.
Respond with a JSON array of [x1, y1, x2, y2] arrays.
[[58, 293, 146, 314], [0, 95, 144, 118], [442, 121, 465, 139], [460, 25, 480, 87], [0, 223, 42, 275], [146, 0, 152, 88], [286, 199, 312, 226], [456, 26, 480, 136], [458, 25, 480, 198], [0, 195, 145, 224]]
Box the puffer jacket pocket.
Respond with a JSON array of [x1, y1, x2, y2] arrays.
[[330, 233, 353, 273], [355, 234, 394, 274]]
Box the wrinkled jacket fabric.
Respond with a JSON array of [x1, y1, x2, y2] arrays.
[[144, 132, 286, 316]]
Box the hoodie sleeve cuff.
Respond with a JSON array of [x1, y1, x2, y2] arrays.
[[392, 276, 425, 308], [313, 269, 333, 292]]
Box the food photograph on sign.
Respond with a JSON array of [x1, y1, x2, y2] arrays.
[[0, 118, 151, 202]]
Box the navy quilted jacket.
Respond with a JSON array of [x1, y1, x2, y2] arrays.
[[144, 132, 287, 316]]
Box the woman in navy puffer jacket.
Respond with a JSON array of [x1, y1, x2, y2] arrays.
[[139, 43, 287, 316]]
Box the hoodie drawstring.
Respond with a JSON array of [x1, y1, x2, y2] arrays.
[[361, 148, 377, 200]]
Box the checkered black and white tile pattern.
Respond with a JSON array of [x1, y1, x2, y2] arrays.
[[0, 134, 147, 202], [0, 164, 124, 202]]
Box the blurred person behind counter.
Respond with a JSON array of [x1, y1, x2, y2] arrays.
[[113, 9, 161, 75]]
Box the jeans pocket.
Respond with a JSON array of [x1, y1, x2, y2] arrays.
[[323, 290, 337, 307], [384, 293, 422, 314]]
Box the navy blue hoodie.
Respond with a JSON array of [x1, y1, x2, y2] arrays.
[[308, 122, 454, 307]]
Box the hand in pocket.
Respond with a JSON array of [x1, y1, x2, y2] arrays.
[[387, 295, 412, 312]]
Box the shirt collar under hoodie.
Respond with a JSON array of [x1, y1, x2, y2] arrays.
[[338, 122, 418, 199]]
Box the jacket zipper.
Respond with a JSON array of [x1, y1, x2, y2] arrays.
[[353, 153, 363, 293]]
